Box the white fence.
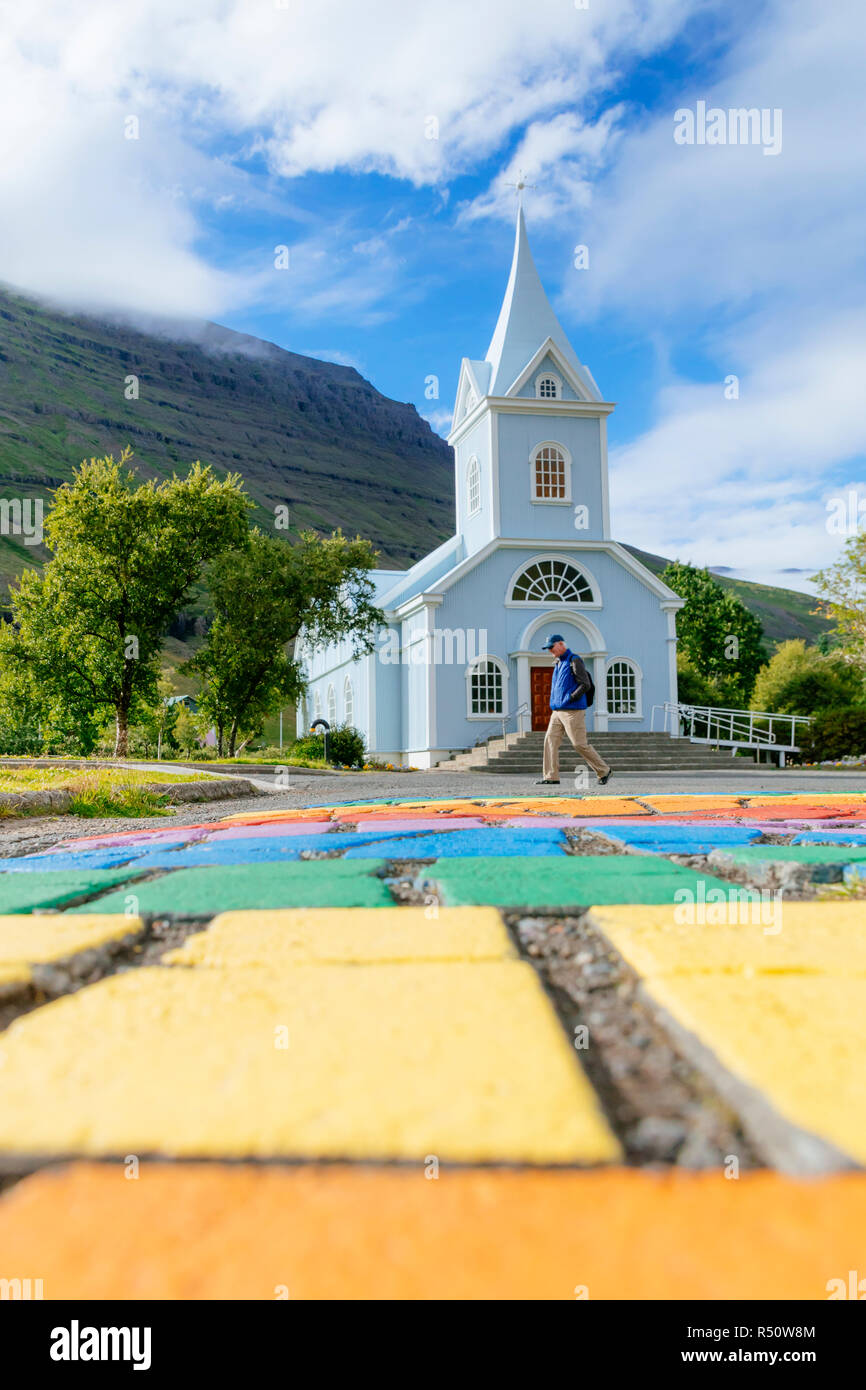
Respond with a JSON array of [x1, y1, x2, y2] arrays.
[[651, 703, 811, 768]]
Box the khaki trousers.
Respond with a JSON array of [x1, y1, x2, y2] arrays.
[[542, 709, 610, 781]]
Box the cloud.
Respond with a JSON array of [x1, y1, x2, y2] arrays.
[[514, 0, 866, 592], [458, 108, 626, 226], [566, 0, 866, 323], [421, 407, 454, 437], [0, 0, 700, 315], [298, 347, 365, 371], [608, 308, 866, 588]]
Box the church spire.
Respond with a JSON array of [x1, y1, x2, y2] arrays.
[[484, 206, 596, 398]]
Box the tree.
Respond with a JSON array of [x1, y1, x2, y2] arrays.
[[662, 562, 767, 703], [174, 705, 204, 758], [0, 627, 102, 755], [2, 451, 250, 756], [0, 645, 44, 755], [675, 654, 725, 708], [750, 639, 863, 715], [189, 528, 382, 756], [131, 671, 179, 760], [812, 532, 866, 669]]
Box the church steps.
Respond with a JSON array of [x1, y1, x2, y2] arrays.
[[434, 730, 756, 772]]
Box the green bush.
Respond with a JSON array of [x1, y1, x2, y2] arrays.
[[676, 657, 724, 708], [0, 720, 43, 756], [751, 640, 863, 715], [294, 723, 365, 767], [797, 708, 866, 763]]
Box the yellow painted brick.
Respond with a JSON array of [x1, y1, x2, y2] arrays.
[[641, 972, 866, 1164], [164, 906, 514, 968], [0, 915, 142, 969], [0, 962, 31, 989], [588, 903, 866, 979], [0, 961, 620, 1164]]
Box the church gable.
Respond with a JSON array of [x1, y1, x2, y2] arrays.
[[510, 344, 590, 402], [450, 359, 490, 434]]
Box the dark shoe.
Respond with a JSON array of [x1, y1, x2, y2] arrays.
[[597, 770, 613, 786], [535, 778, 560, 785]]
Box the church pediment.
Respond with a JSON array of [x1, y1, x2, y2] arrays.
[[450, 358, 490, 435], [502, 338, 599, 402]]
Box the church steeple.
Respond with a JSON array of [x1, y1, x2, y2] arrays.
[[484, 206, 599, 400]]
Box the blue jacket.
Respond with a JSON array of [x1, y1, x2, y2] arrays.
[[550, 649, 588, 711]]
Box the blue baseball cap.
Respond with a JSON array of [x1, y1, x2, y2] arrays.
[[541, 633, 565, 650]]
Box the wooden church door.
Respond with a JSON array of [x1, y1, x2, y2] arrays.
[[530, 667, 552, 730]]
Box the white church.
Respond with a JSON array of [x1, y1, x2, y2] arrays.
[[297, 207, 682, 767]]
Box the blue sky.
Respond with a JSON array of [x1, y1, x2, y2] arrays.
[[2, 0, 865, 592]]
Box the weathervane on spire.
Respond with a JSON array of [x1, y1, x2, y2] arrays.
[[504, 170, 536, 207]]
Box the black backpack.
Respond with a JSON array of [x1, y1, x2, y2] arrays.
[[569, 656, 595, 708]]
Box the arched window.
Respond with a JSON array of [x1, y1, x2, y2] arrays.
[[510, 558, 593, 604], [467, 657, 506, 716], [464, 388, 477, 417], [343, 675, 354, 726], [532, 443, 569, 500], [607, 660, 639, 716], [313, 688, 322, 718], [466, 455, 481, 516], [536, 374, 560, 400], [327, 684, 337, 726]]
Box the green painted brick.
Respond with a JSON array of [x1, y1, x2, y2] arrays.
[[69, 860, 392, 915], [418, 856, 734, 908], [0, 870, 139, 915], [720, 845, 866, 864]]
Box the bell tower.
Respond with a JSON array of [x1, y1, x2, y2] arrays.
[[449, 207, 614, 558]]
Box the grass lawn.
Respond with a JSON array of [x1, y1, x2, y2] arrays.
[[0, 766, 216, 819], [211, 754, 329, 769]]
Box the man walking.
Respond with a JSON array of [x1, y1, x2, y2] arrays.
[[535, 634, 612, 786]]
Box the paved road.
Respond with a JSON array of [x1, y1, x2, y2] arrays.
[[225, 764, 866, 804]]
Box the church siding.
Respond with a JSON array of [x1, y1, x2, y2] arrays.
[[495, 412, 606, 543], [453, 414, 492, 554]]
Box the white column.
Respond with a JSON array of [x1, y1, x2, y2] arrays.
[[515, 655, 530, 722], [591, 652, 608, 731], [425, 603, 437, 757], [663, 606, 679, 737]]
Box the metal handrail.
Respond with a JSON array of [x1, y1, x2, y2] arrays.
[[472, 702, 531, 758], [651, 702, 811, 766]]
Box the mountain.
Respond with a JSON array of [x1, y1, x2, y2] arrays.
[[0, 285, 454, 586], [623, 545, 830, 647], [0, 285, 830, 649]]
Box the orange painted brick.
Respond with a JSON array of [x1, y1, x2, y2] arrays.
[[637, 796, 747, 814], [746, 795, 866, 807], [333, 797, 650, 822], [0, 1163, 864, 1300], [217, 808, 340, 826], [736, 804, 866, 821]]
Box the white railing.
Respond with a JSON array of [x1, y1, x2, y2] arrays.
[[473, 703, 531, 758], [651, 703, 811, 767]]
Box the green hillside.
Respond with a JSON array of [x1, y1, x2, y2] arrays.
[[0, 285, 454, 587], [623, 545, 830, 648], [0, 284, 830, 651]]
